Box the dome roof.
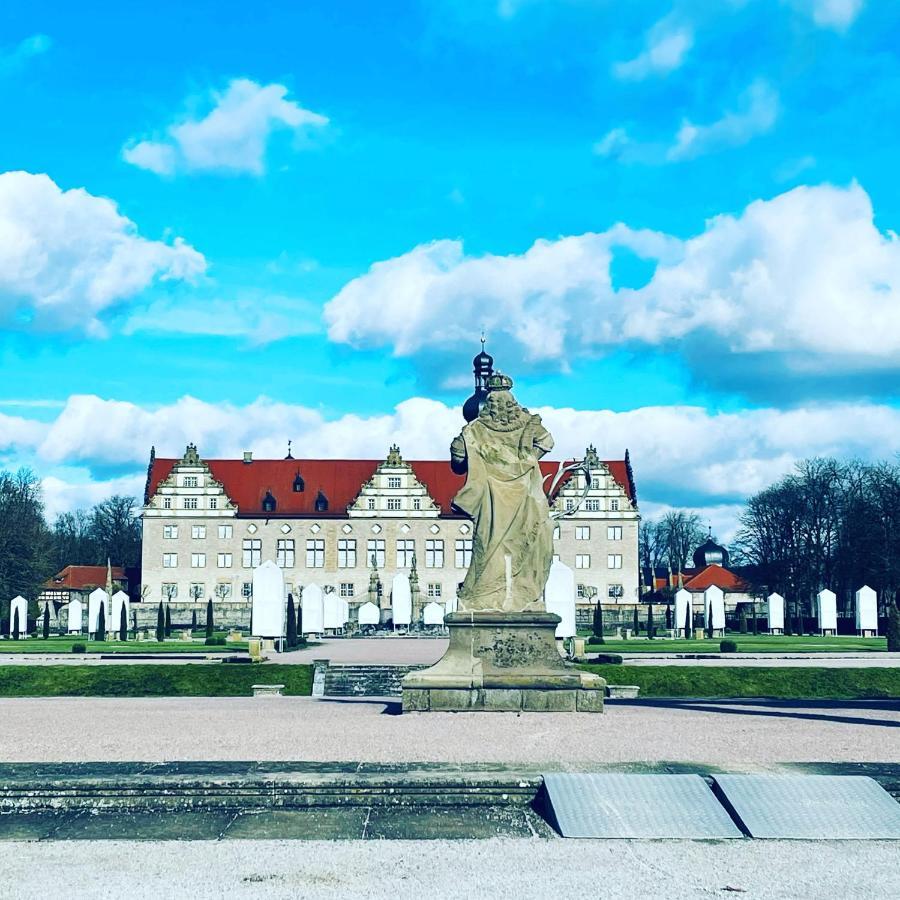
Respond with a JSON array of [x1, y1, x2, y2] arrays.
[[693, 537, 729, 570], [473, 348, 493, 371]]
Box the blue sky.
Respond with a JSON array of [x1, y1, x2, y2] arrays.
[[1, 0, 899, 535]]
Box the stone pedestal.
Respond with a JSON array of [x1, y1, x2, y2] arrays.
[[401, 611, 605, 713]]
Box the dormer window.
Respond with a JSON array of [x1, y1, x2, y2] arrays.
[[262, 491, 277, 513], [388, 476, 401, 489], [293, 473, 305, 493], [315, 491, 328, 512]]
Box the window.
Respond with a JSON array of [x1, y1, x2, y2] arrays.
[[163, 497, 172, 509], [553, 525, 560, 539], [218, 525, 232, 539], [191, 553, 206, 568], [242, 538, 261, 568], [293, 473, 305, 492], [241, 582, 252, 599], [608, 554, 623, 570], [315, 491, 328, 512], [163, 553, 178, 568], [191, 525, 206, 539], [387, 476, 401, 489], [577, 584, 586, 599], [455, 539, 473, 568], [610, 499, 619, 511], [367, 498, 376, 510], [184, 497, 198, 510], [576, 526, 591, 541], [608, 584, 624, 599], [340, 582, 355, 598], [585, 499, 600, 512], [367, 539, 385, 568], [189, 582, 205, 599], [607, 526, 622, 541], [591, 477, 601, 489], [396, 539, 415, 568], [565, 499, 575, 511], [161, 583, 177, 599], [209, 498, 218, 510], [575, 554, 591, 569], [306, 539, 324, 568], [427, 582, 442, 598], [217, 553, 232, 568], [183, 476, 198, 488], [425, 539, 444, 568], [216, 583, 232, 600], [262, 491, 276, 513], [338, 539, 357, 568], [412, 498, 421, 511], [277, 539, 295, 568], [163, 525, 178, 539], [387, 498, 401, 511]]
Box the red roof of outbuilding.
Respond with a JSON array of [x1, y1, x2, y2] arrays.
[[43, 565, 127, 590], [683, 565, 749, 593], [146, 457, 633, 518]]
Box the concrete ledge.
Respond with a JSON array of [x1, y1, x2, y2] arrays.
[[606, 685, 640, 699], [251, 684, 284, 697], [402, 686, 604, 713]]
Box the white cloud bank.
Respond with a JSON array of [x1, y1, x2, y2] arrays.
[[123, 79, 329, 176], [613, 19, 693, 81], [0, 171, 205, 335], [324, 181, 900, 384], [8, 394, 900, 539], [787, 0, 864, 31]]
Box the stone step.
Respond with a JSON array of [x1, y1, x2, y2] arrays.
[[323, 664, 426, 697]]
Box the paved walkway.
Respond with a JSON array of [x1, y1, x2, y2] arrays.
[[5, 838, 899, 899], [0, 696, 896, 765]]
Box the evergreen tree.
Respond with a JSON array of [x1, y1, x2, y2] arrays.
[[206, 597, 214, 639], [665, 604, 672, 630], [165, 604, 172, 637], [12, 606, 20, 641], [96, 603, 106, 642], [42, 605, 50, 639], [886, 598, 900, 652], [752, 600, 759, 635], [191, 609, 197, 630], [705, 600, 713, 639], [632, 607, 639, 635], [739, 605, 748, 633], [684, 602, 691, 640], [286, 594, 297, 648], [156, 601, 165, 642], [119, 603, 127, 642], [592, 602, 604, 643], [296, 603, 303, 641], [647, 601, 654, 639]]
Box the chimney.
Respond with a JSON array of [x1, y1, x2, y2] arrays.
[[243, 451, 253, 464]]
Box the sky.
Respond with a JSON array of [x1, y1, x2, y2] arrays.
[[1, 0, 899, 538]]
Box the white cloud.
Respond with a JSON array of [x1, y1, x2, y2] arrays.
[[325, 181, 900, 385], [41, 471, 145, 523], [6, 395, 900, 535], [787, 0, 864, 30], [0, 34, 51, 73], [0, 171, 205, 335], [123, 79, 329, 177], [593, 127, 631, 158], [613, 20, 693, 81], [667, 80, 779, 161]]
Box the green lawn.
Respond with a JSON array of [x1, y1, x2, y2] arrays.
[[584, 634, 887, 654], [578, 664, 900, 699], [0, 664, 313, 697], [0, 637, 247, 654]]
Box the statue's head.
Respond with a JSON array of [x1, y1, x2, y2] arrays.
[[480, 371, 528, 429]]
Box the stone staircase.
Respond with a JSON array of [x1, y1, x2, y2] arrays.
[[323, 664, 426, 697]]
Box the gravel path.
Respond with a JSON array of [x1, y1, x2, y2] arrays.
[[3, 838, 898, 899], [0, 696, 896, 765]]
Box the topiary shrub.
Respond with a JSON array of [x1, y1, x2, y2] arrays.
[[593, 652, 624, 665], [205, 635, 226, 646], [720, 639, 738, 653], [72, 642, 87, 653]]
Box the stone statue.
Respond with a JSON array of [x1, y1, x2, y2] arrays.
[[450, 372, 555, 613]]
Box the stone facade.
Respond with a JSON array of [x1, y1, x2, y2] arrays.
[[140, 443, 639, 621]]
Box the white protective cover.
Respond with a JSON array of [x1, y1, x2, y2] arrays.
[[88, 588, 109, 634], [111, 590, 130, 634], [855, 586, 878, 633], [544, 559, 576, 638], [357, 601, 380, 626], [67, 597, 83, 634], [767, 592, 784, 631], [674, 588, 692, 633], [9, 595, 27, 637], [422, 601, 445, 626], [817, 589, 838, 631], [392, 573, 412, 626], [301, 584, 325, 634], [339, 597, 350, 627], [444, 593, 459, 616], [323, 592, 343, 630], [704, 585, 726, 630], [251, 560, 285, 638]]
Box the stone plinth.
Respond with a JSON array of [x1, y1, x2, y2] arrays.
[[401, 611, 605, 713]]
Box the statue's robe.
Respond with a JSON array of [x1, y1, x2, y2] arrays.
[[451, 407, 554, 612]]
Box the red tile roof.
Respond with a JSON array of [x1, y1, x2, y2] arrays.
[[147, 457, 633, 518], [683, 565, 749, 593], [43, 565, 127, 591]]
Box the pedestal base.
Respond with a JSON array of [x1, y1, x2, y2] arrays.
[[401, 611, 605, 713]]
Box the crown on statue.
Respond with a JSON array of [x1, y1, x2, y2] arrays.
[[486, 372, 513, 391]]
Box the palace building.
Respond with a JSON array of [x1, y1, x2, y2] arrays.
[[139, 350, 640, 622]]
